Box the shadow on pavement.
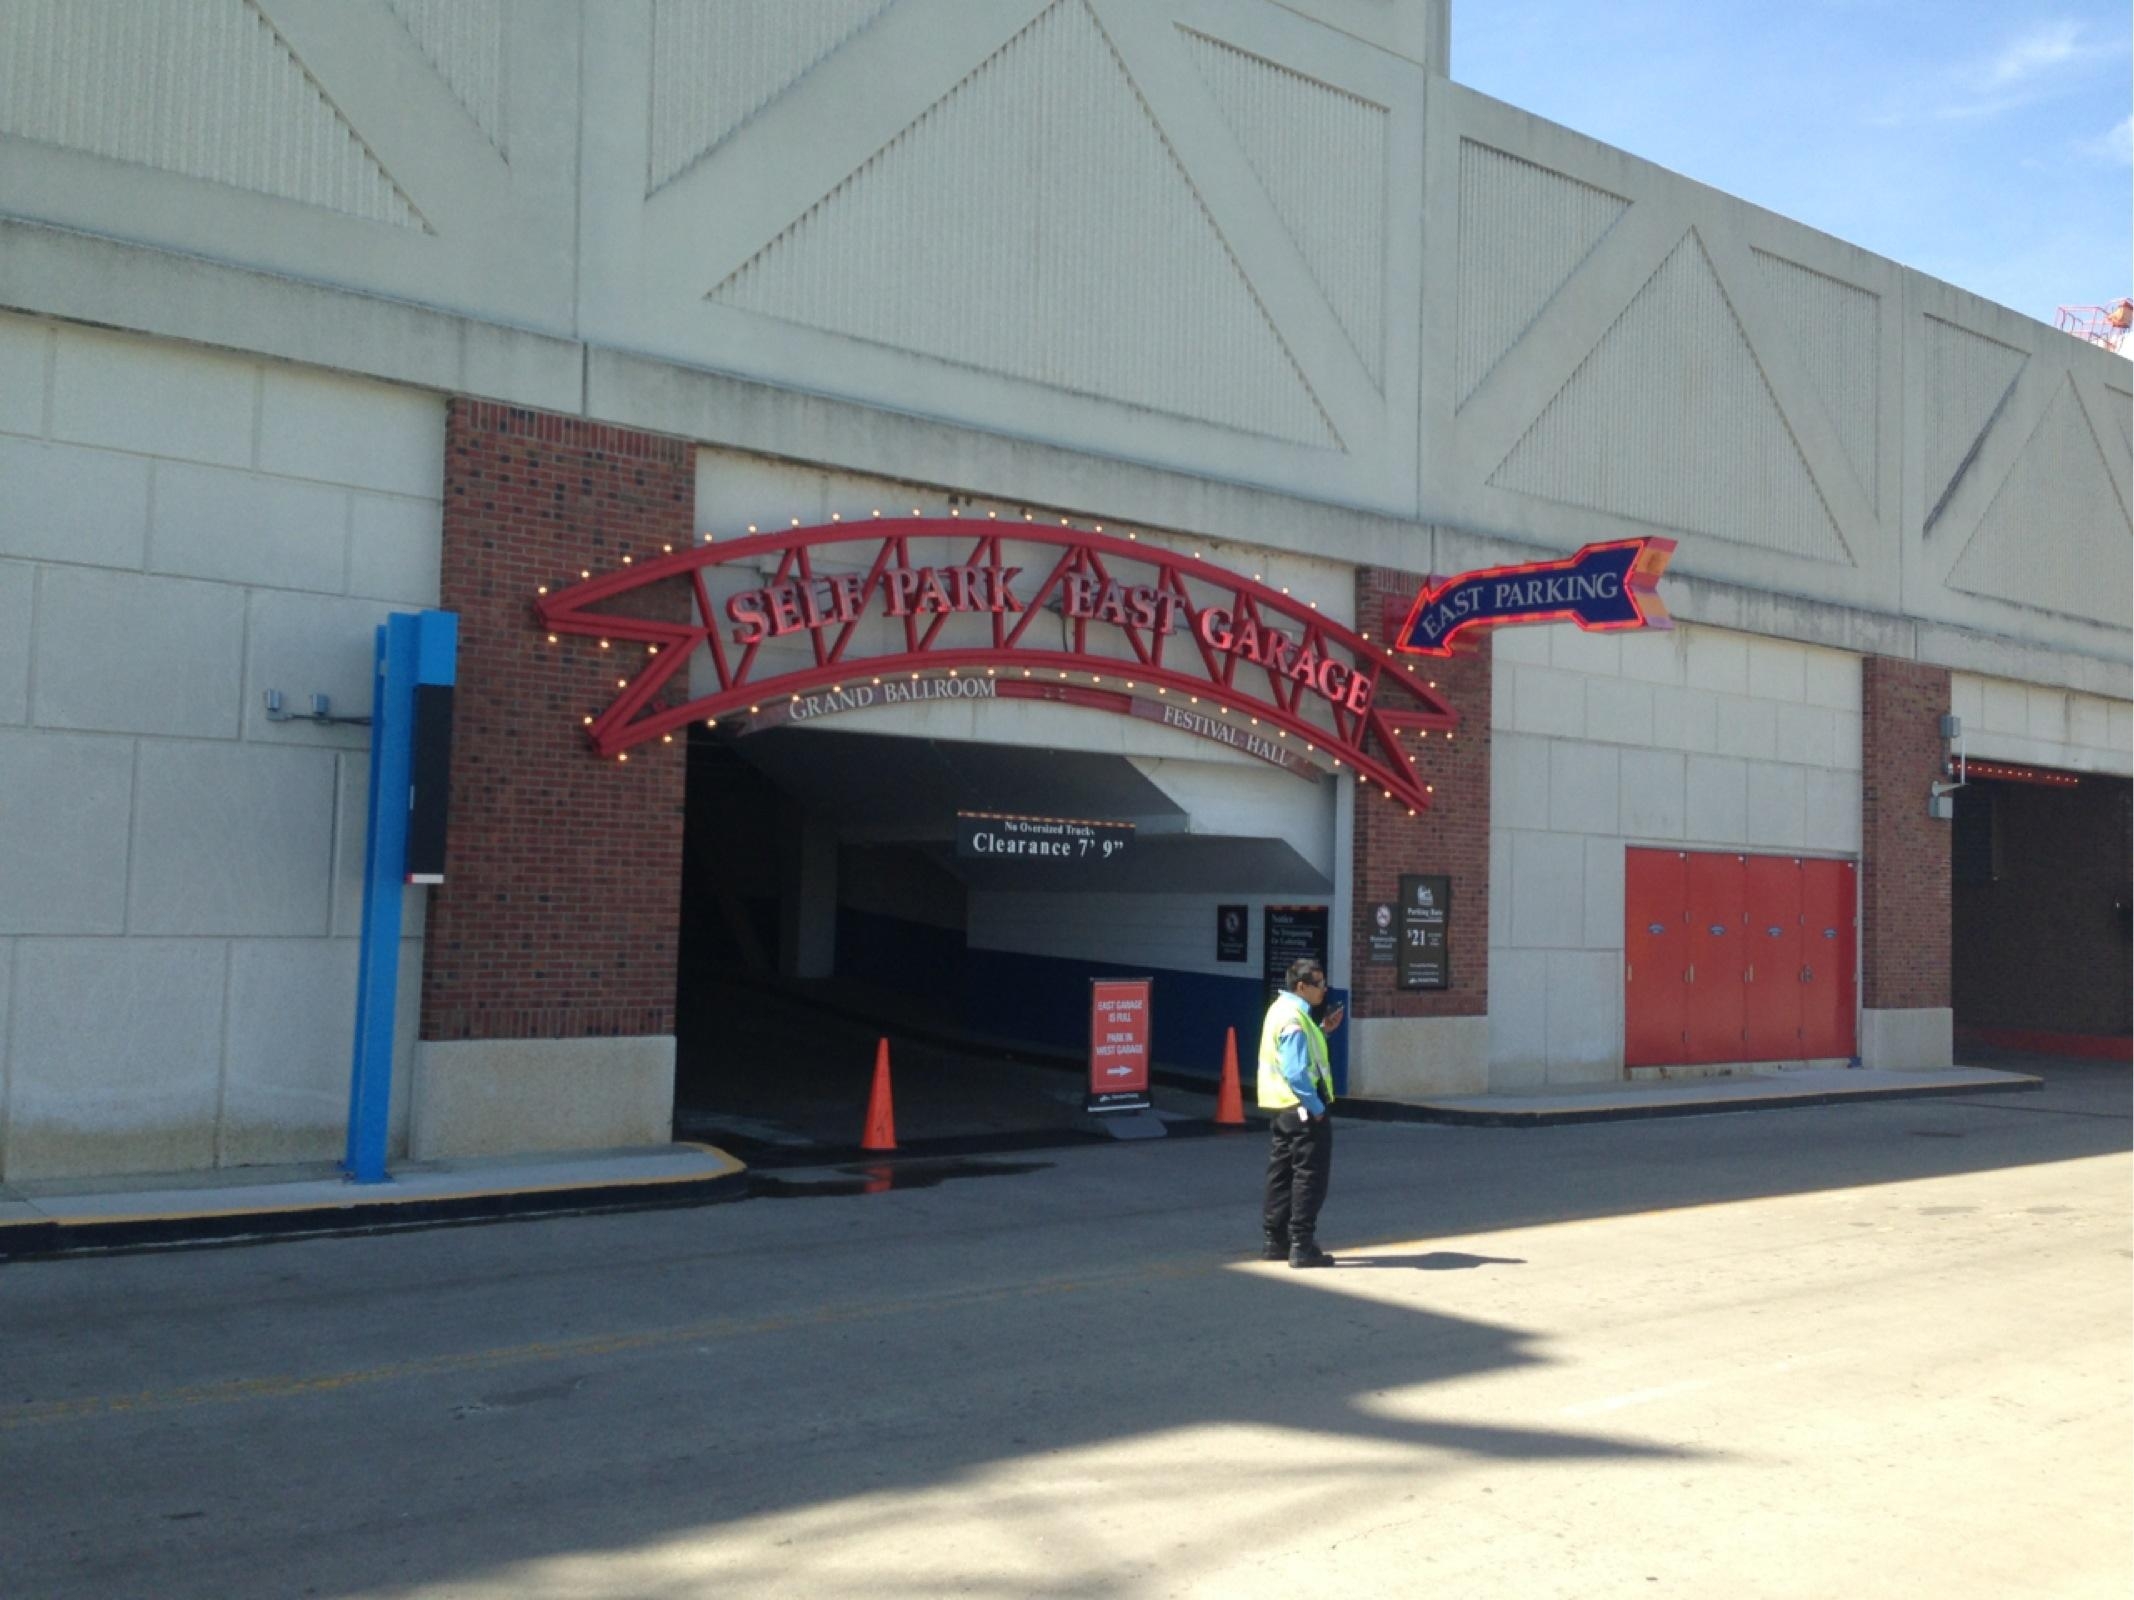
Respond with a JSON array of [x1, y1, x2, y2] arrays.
[[1334, 1251, 1529, 1270]]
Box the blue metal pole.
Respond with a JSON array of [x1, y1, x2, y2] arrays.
[[345, 615, 417, 1183]]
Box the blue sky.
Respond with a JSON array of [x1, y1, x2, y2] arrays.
[[1453, 2, 2131, 328]]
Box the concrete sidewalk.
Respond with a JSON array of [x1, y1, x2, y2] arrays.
[[1344, 1063, 2042, 1126], [0, 1142, 748, 1259]]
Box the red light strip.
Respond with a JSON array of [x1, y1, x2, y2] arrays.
[[1963, 760, 2083, 788]]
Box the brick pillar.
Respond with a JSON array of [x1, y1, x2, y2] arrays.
[[414, 400, 694, 1155], [1858, 655, 1952, 1067], [1345, 566, 1492, 1096]]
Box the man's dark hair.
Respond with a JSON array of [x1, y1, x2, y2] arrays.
[[1285, 958, 1325, 991]]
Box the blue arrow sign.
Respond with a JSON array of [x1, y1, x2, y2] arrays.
[[1395, 538, 1675, 657]]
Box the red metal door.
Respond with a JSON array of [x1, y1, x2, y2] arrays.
[[1742, 856, 1804, 1060], [1799, 859, 1858, 1059], [1684, 852, 1746, 1062], [1625, 849, 1688, 1066]]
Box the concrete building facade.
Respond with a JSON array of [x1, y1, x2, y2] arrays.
[[0, 0, 2125, 1181]]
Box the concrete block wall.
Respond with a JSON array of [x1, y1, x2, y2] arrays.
[[1949, 673, 2134, 777], [0, 312, 442, 1179], [1488, 621, 1864, 1088]]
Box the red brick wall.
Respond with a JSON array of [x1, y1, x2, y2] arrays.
[[1349, 567, 1491, 1018], [1860, 656, 1950, 1010], [421, 400, 693, 1041]]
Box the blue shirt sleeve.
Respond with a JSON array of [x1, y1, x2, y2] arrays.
[[1275, 1021, 1326, 1116]]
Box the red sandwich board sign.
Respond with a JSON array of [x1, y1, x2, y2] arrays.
[[1088, 978, 1153, 1113]]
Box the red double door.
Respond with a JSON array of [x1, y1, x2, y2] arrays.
[[1624, 849, 1856, 1067]]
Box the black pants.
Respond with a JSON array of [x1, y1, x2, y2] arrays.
[[1262, 1108, 1333, 1245]]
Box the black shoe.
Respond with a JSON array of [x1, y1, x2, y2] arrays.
[[1289, 1241, 1336, 1269], [1259, 1236, 1288, 1261]]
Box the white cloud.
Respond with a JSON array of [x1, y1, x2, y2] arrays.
[[1873, 17, 2112, 124], [1983, 20, 2083, 87], [2076, 113, 2134, 165]]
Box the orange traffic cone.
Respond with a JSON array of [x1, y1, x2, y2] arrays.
[[1215, 1027, 1245, 1126], [861, 1037, 897, 1151]]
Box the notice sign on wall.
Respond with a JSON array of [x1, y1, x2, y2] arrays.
[[1397, 874, 1450, 990], [956, 812, 1132, 865], [1263, 905, 1329, 1006], [1087, 978, 1153, 1113], [1366, 901, 1398, 965]]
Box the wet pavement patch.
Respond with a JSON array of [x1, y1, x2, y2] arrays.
[[748, 1159, 1052, 1198]]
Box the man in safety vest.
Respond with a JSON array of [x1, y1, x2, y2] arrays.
[[1258, 957, 1344, 1268]]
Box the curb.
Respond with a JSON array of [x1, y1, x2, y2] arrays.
[[0, 1168, 753, 1261], [1335, 1073, 2043, 1128]]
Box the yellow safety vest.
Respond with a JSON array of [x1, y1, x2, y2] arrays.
[[1256, 992, 1334, 1110]]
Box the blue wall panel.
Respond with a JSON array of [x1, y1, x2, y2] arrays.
[[839, 910, 1349, 1092]]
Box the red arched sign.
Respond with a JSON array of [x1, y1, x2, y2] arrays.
[[534, 519, 1454, 811]]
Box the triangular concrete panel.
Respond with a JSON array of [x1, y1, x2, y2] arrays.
[[1182, 28, 1388, 386], [1489, 232, 1852, 565], [0, 0, 424, 229], [388, 0, 509, 159], [1922, 316, 2026, 529], [1750, 249, 1879, 508], [1949, 376, 2131, 627], [648, 0, 895, 193], [1455, 140, 1628, 406], [711, 1, 1339, 448]]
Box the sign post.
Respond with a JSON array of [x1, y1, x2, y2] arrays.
[[1086, 978, 1153, 1113], [345, 608, 457, 1185]]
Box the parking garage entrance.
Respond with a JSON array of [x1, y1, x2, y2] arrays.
[[1952, 765, 2132, 1056], [533, 518, 1455, 1152], [670, 720, 1352, 1152]]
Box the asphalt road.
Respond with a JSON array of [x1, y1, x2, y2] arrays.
[[3, 1061, 2127, 1599]]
